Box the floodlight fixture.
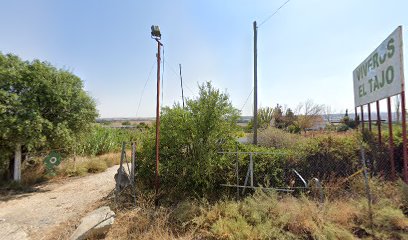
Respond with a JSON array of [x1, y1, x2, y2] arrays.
[[151, 25, 161, 39]]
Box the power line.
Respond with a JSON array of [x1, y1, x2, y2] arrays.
[[136, 61, 155, 117], [163, 59, 196, 95], [240, 88, 254, 112], [258, 0, 291, 27]]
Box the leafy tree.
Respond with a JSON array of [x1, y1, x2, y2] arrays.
[[139, 82, 240, 198], [284, 108, 296, 128], [258, 107, 274, 128], [0, 53, 98, 180], [272, 104, 285, 129], [295, 100, 324, 133], [340, 109, 357, 129]]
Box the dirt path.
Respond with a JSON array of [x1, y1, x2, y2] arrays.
[[0, 165, 118, 239]]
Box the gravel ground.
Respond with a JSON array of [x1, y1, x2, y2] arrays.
[[0, 165, 118, 239]]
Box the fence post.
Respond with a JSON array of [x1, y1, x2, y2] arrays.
[[235, 143, 239, 200], [360, 145, 374, 236]]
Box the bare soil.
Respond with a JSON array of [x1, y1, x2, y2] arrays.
[[0, 165, 118, 239]]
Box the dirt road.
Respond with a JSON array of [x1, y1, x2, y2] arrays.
[[0, 165, 118, 239]]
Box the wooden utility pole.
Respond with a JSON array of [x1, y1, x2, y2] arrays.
[[253, 21, 258, 145]]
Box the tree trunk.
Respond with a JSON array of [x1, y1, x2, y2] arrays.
[[14, 143, 22, 181]]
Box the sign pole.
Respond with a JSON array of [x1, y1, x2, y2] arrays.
[[361, 106, 365, 133], [400, 25, 408, 183], [376, 100, 381, 144], [368, 103, 372, 132], [387, 97, 396, 180], [401, 92, 408, 182]]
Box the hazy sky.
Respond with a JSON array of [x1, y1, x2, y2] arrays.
[[1, 0, 407, 117]]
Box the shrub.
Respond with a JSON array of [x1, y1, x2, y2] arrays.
[[256, 127, 303, 149], [138, 82, 240, 199], [336, 123, 349, 132], [75, 125, 140, 156]]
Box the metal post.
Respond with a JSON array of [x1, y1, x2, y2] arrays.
[[368, 103, 372, 132], [376, 100, 381, 144], [235, 143, 239, 199], [355, 107, 359, 129], [400, 25, 407, 183], [253, 21, 258, 145], [131, 142, 136, 183], [401, 92, 408, 182], [250, 153, 254, 187], [360, 146, 374, 235], [155, 39, 162, 203], [387, 97, 396, 180], [361, 106, 365, 132]]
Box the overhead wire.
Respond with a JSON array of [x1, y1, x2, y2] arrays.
[[163, 59, 196, 96], [240, 88, 254, 112], [135, 61, 155, 118], [258, 0, 291, 27]]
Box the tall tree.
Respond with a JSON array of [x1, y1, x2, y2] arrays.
[[0, 53, 98, 180], [295, 100, 324, 133]]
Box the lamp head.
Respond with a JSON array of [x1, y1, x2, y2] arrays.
[[151, 25, 161, 39]]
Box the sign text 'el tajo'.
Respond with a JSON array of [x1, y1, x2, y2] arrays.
[[353, 26, 404, 107]]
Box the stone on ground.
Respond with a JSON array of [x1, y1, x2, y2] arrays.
[[69, 206, 115, 240]]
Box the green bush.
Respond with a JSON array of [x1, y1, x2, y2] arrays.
[[336, 123, 349, 132], [122, 121, 131, 126], [256, 127, 303, 149], [138, 82, 240, 199], [75, 125, 140, 156], [295, 135, 360, 180]]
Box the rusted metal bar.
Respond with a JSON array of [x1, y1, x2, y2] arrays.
[[361, 105, 365, 132], [376, 100, 381, 144], [368, 103, 372, 132], [155, 39, 163, 204], [387, 97, 396, 180], [401, 92, 408, 183]]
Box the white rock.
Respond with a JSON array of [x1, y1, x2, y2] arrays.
[[70, 206, 115, 240]]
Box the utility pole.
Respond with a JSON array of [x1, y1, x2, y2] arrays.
[[253, 21, 258, 145], [151, 25, 162, 205], [179, 64, 185, 108]]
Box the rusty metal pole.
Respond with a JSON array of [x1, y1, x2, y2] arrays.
[[400, 92, 408, 182], [155, 39, 162, 203], [361, 106, 365, 132], [368, 103, 372, 132], [376, 100, 381, 144], [387, 97, 396, 180]]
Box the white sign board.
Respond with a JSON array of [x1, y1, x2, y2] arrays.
[[353, 26, 404, 107]]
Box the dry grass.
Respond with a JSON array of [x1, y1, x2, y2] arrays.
[[193, 190, 408, 239], [254, 127, 304, 149], [106, 193, 195, 240], [56, 152, 122, 177]]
